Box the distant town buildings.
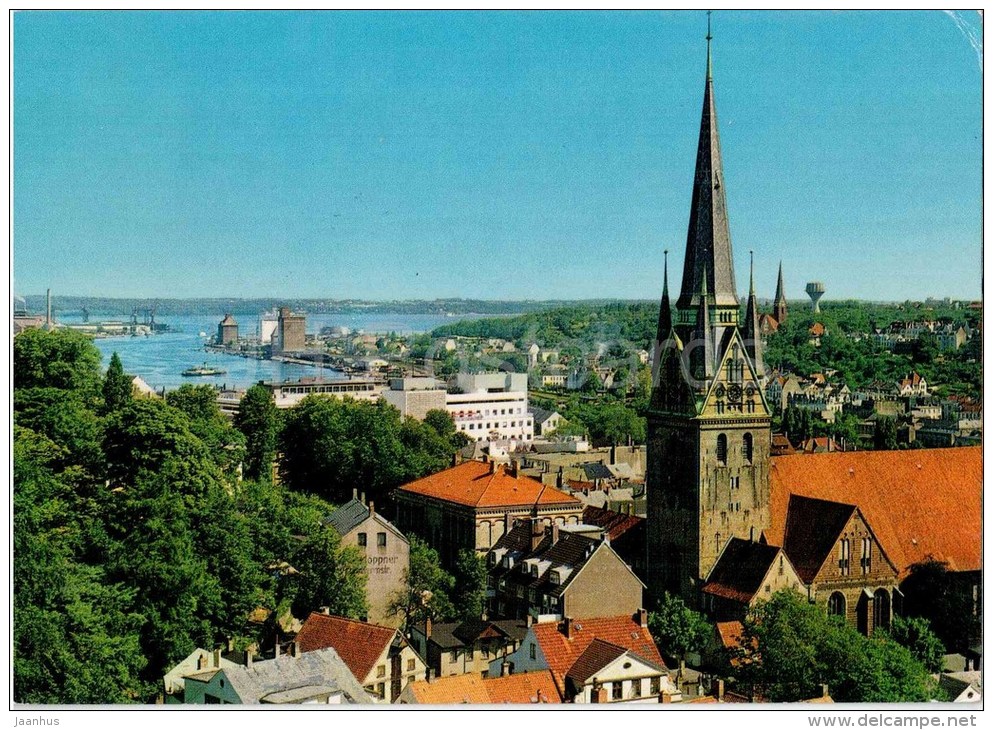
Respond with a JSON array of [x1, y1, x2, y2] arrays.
[[273, 306, 306, 353], [217, 313, 239, 346], [446, 373, 533, 445]]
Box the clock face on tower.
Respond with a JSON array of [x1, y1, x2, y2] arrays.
[[727, 383, 743, 403]]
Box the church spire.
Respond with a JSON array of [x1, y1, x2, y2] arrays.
[[676, 13, 738, 314], [744, 251, 764, 378], [773, 260, 787, 324], [655, 249, 673, 344], [692, 264, 714, 380]]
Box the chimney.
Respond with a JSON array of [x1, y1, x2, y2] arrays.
[[531, 518, 544, 551], [213, 648, 221, 668], [320, 606, 331, 615], [290, 641, 298, 658], [504, 512, 512, 533], [660, 692, 672, 704], [353, 488, 358, 501], [426, 667, 435, 683], [610, 444, 616, 465], [246, 648, 254, 668], [509, 459, 519, 478], [425, 616, 432, 639], [551, 523, 559, 544], [821, 683, 829, 698], [501, 660, 511, 677], [717, 679, 725, 702], [196, 654, 205, 671], [535, 688, 543, 703], [489, 460, 497, 475], [562, 616, 574, 640], [556, 467, 563, 490], [636, 608, 648, 628], [360, 492, 366, 505], [227, 637, 235, 652], [526, 613, 534, 627], [369, 501, 375, 517]]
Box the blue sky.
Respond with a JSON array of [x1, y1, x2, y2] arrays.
[[13, 10, 983, 301]]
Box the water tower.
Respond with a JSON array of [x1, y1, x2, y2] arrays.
[[805, 281, 826, 313]]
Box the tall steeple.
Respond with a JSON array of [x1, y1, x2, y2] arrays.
[[692, 264, 714, 380], [743, 251, 764, 378], [773, 261, 787, 324], [655, 249, 673, 343], [676, 14, 739, 316]]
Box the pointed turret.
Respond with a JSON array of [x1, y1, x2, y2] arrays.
[[692, 265, 714, 382], [676, 25, 738, 316], [773, 261, 787, 324], [743, 251, 764, 378]]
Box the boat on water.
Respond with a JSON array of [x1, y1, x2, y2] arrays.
[[182, 362, 227, 377]]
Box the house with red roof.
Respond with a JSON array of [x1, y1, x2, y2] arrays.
[[294, 612, 426, 703], [489, 612, 675, 703], [394, 459, 583, 569]]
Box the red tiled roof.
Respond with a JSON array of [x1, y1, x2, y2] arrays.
[[768, 447, 981, 576], [399, 460, 581, 509], [581, 505, 644, 541], [781, 496, 856, 583], [295, 613, 395, 683], [715, 621, 745, 651], [531, 616, 664, 699], [405, 671, 560, 704], [565, 639, 629, 685], [809, 322, 826, 336]]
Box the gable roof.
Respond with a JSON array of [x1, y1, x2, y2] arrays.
[[404, 670, 560, 704], [781, 495, 856, 583], [702, 539, 783, 603], [324, 499, 407, 543], [531, 615, 664, 699], [295, 613, 397, 682], [398, 460, 581, 509], [220, 648, 371, 704], [768, 447, 981, 576], [415, 619, 529, 650], [581, 505, 644, 542], [565, 638, 657, 686]]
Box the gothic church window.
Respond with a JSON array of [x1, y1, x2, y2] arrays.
[[743, 433, 753, 463], [828, 592, 846, 618], [716, 434, 727, 465]]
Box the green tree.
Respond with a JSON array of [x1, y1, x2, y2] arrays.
[[886, 615, 945, 673], [451, 549, 488, 623], [290, 527, 368, 620], [14, 328, 103, 398], [873, 416, 898, 451], [234, 384, 280, 482], [734, 591, 938, 702], [388, 536, 455, 630], [102, 352, 134, 413], [899, 560, 979, 653], [647, 592, 711, 662]]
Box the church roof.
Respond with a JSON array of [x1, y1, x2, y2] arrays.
[[676, 35, 738, 311], [702, 538, 782, 603], [768, 447, 981, 576]]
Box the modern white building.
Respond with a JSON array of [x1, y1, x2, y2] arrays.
[[446, 372, 533, 445], [383, 377, 448, 420]]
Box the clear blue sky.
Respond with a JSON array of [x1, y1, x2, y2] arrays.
[[13, 10, 983, 302]]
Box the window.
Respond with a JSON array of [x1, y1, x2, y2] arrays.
[[377, 532, 387, 547], [357, 533, 367, 547], [450, 651, 458, 663], [407, 658, 416, 672], [376, 683, 386, 700], [828, 592, 845, 618], [873, 589, 891, 630], [529, 644, 536, 661], [612, 682, 623, 701], [631, 679, 642, 698], [839, 539, 851, 576], [376, 664, 386, 678], [467, 647, 474, 660], [716, 434, 727, 465], [650, 677, 661, 696], [743, 433, 753, 463], [778, 555, 784, 576], [861, 538, 872, 574]]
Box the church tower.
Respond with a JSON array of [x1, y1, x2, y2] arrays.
[[647, 21, 773, 605], [773, 261, 788, 325]]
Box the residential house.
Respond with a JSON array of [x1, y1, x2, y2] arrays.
[[485, 519, 644, 621], [490, 612, 674, 703], [531, 406, 564, 436], [896, 371, 928, 397], [701, 538, 804, 622], [324, 491, 409, 627], [182, 647, 372, 704], [938, 672, 982, 703], [294, 612, 426, 703], [163, 648, 240, 703], [580, 505, 647, 582], [396, 670, 560, 704], [409, 617, 530, 679], [394, 459, 584, 569]]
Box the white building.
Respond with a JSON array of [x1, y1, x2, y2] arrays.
[[383, 378, 448, 420], [446, 372, 533, 445]]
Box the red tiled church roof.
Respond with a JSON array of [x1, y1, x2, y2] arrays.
[[768, 447, 981, 576], [405, 670, 560, 704], [295, 613, 396, 682], [399, 460, 581, 509]]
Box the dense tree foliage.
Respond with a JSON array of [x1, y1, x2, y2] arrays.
[[733, 591, 938, 702], [278, 396, 464, 505], [451, 549, 488, 623], [102, 352, 134, 413], [899, 560, 980, 654], [886, 615, 946, 673], [13, 331, 368, 703], [648, 592, 711, 662]]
